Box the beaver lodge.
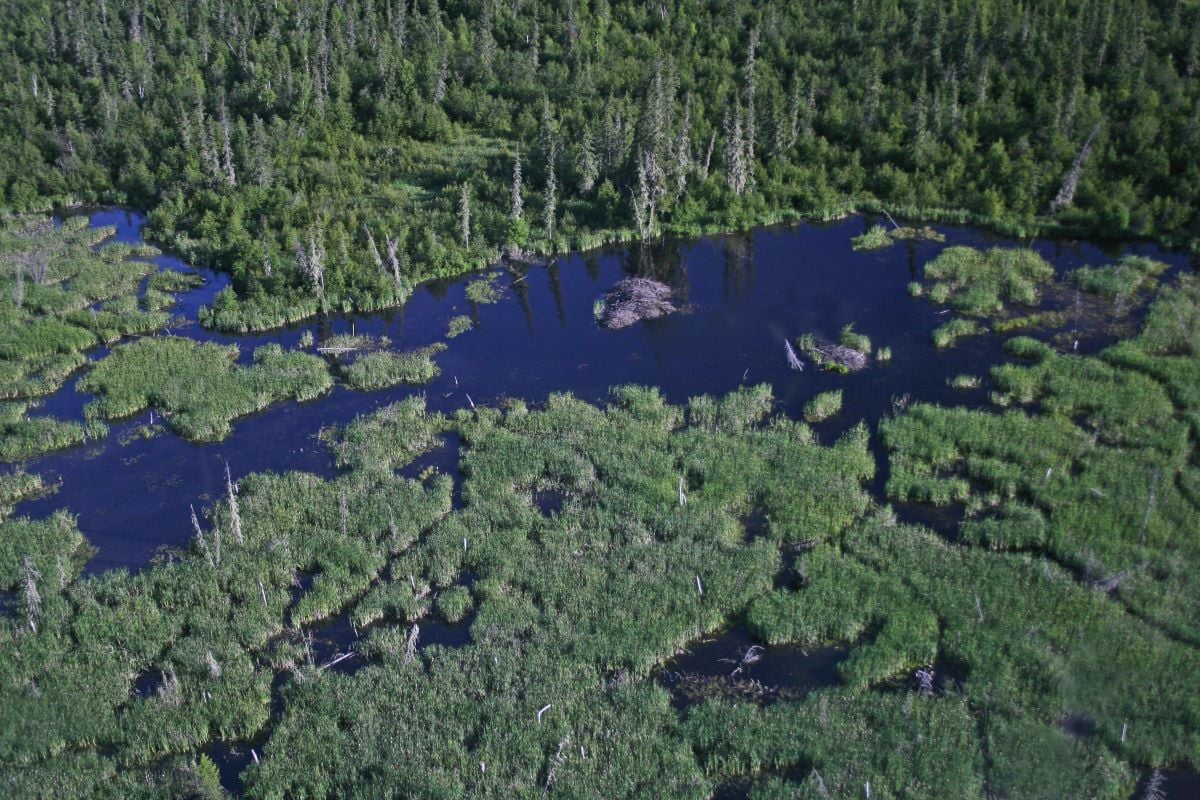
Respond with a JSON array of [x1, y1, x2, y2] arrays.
[[797, 333, 869, 372], [597, 277, 679, 330]]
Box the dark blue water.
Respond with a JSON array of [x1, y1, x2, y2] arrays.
[[8, 210, 1192, 571]]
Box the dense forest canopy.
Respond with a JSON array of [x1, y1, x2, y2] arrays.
[[1, 0, 1198, 326]]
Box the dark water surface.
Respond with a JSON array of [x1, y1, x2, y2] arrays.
[[9, 210, 1197, 798]]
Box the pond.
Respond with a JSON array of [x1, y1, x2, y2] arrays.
[[13, 210, 1190, 572]]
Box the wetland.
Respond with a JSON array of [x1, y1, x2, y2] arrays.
[[0, 209, 1197, 799]]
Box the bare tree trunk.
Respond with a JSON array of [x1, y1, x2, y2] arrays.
[[1048, 123, 1101, 215]]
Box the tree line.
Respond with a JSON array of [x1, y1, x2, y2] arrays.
[[1, 0, 1197, 324]]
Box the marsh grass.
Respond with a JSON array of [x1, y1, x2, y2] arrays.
[[838, 324, 872, 356], [0, 470, 48, 510], [851, 224, 945, 251], [922, 246, 1055, 316], [341, 343, 447, 391], [79, 337, 332, 441], [0, 215, 212, 458], [932, 318, 984, 348], [850, 225, 891, 251], [1069, 255, 1169, 297], [446, 314, 473, 338], [0, 415, 107, 462], [883, 278, 1200, 646], [464, 273, 502, 304], [744, 515, 1185, 795], [803, 390, 843, 423]]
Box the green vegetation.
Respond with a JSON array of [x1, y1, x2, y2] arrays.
[[0, 470, 48, 513], [465, 274, 503, 305], [850, 225, 892, 251], [341, 343, 447, 392], [79, 337, 332, 441], [1069, 254, 1170, 297], [0, 384, 882, 797], [876, 346, 892, 362], [992, 310, 1070, 332], [745, 514, 1195, 794], [932, 318, 984, 348], [1, 0, 1199, 791], [803, 390, 844, 423], [852, 224, 945, 250], [949, 374, 982, 390], [922, 246, 1056, 316], [0, 214, 216, 457], [883, 275, 1200, 645], [446, 314, 474, 339], [435, 585, 472, 624], [2, 290, 1199, 796], [324, 396, 451, 473], [0, 412, 454, 793], [0, 414, 106, 462], [0, 1, 1194, 330], [838, 324, 872, 356]]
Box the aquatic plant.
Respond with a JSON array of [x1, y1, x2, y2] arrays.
[[79, 338, 332, 441], [850, 225, 891, 251], [922, 246, 1055, 316], [446, 314, 474, 338], [0, 416, 106, 462], [803, 390, 843, 423], [0, 470, 47, 510], [852, 224, 945, 251], [341, 343, 447, 391], [882, 280, 1200, 647], [1069, 255, 1169, 298], [932, 318, 984, 348], [464, 274, 503, 305], [838, 324, 872, 356]]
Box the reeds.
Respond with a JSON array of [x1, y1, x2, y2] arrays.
[[341, 343, 447, 391], [79, 338, 333, 441]]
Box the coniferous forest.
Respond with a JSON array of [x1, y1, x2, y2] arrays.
[[1, 0, 1198, 325], [2, 2, 1200, 799]]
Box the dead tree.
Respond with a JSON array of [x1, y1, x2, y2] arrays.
[[1048, 123, 1101, 215], [21, 558, 41, 633], [225, 463, 243, 545]]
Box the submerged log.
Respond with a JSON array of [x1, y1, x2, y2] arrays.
[[597, 277, 678, 330]]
